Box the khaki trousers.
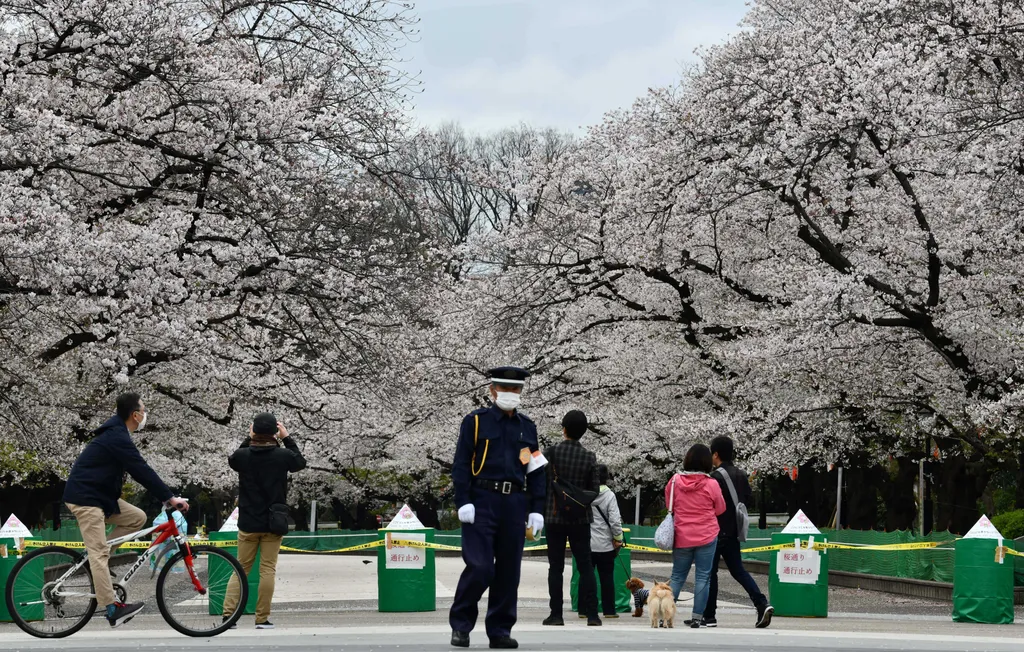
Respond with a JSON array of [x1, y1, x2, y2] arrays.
[[66, 500, 147, 607], [223, 530, 283, 623]]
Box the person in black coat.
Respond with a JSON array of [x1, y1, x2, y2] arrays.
[[543, 410, 601, 627], [705, 436, 773, 629], [63, 392, 189, 627], [221, 413, 306, 629]]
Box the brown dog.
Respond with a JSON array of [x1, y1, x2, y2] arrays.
[[625, 578, 647, 617], [647, 581, 676, 629]]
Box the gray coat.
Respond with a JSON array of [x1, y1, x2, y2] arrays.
[[589, 487, 624, 553]]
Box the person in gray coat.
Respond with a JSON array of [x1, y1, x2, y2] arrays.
[[589, 465, 624, 617]]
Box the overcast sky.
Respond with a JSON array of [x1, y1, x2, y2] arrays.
[[398, 0, 751, 134]]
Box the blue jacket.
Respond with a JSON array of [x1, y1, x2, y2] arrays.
[[451, 405, 546, 514], [63, 415, 173, 516]]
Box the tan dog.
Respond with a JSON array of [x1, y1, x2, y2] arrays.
[[647, 581, 675, 628], [625, 578, 646, 617]]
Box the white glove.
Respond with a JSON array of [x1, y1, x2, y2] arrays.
[[458, 504, 476, 524], [527, 513, 544, 536]]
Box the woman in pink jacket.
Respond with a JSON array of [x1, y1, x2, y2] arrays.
[[664, 444, 726, 628]]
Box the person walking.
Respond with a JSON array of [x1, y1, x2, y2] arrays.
[[542, 409, 602, 627], [665, 443, 726, 628], [222, 413, 306, 630], [63, 393, 190, 627], [449, 367, 547, 650], [705, 436, 773, 628], [589, 464, 624, 618]]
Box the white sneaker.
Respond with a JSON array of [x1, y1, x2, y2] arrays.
[[255, 621, 275, 629]]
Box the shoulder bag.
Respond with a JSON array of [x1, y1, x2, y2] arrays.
[[654, 474, 679, 550], [551, 460, 598, 520], [716, 467, 750, 542]]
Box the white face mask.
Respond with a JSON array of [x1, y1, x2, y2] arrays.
[[494, 391, 521, 411], [136, 411, 148, 431]]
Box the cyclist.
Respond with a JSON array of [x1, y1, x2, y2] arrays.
[[63, 392, 190, 627]]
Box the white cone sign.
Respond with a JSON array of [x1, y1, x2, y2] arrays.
[[963, 514, 1004, 540], [0, 514, 33, 538], [219, 507, 239, 533], [781, 509, 821, 535]]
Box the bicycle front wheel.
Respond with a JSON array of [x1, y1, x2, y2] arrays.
[[156, 544, 247, 637], [4, 546, 96, 638]]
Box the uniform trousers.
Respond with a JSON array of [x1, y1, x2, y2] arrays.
[[449, 489, 527, 639]]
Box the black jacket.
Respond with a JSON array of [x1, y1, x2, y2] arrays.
[[230, 436, 306, 533], [63, 415, 173, 516], [544, 439, 599, 525], [712, 462, 753, 539]]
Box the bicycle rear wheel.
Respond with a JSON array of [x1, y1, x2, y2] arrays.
[[156, 544, 247, 637], [4, 546, 96, 638]]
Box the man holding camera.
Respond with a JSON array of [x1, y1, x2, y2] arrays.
[[222, 413, 306, 629]]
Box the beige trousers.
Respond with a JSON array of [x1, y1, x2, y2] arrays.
[[223, 530, 283, 623], [66, 500, 147, 607]]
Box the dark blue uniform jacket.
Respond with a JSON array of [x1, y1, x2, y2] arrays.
[[451, 405, 546, 514]]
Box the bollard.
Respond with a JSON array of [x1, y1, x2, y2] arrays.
[[207, 530, 259, 616], [570, 528, 632, 615], [768, 510, 828, 617], [952, 516, 1014, 624], [377, 504, 436, 612], [0, 537, 43, 623]]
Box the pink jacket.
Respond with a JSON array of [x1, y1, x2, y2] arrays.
[[664, 472, 726, 548]]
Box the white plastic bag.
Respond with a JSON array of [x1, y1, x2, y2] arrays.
[[654, 474, 679, 550]]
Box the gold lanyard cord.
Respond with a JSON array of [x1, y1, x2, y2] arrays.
[[471, 414, 489, 476]]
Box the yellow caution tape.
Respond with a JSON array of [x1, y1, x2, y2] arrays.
[[812, 541, 953, 551], [281, 540, 384, 554], [23, 539, 236, 550], [623, 543, 670, 553], [739, 543, 795, 553], [997, 546, 1024, 559], [388, 538, 463, 552]]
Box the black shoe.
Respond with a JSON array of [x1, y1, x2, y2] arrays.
[[222, 616, 237, 630], [756, 604, 774, 629], [578, 613, 588, 618], [489, 637, 518, 649], [451, 630, 470, 648], [255, 621, 275, 629], [683, 617, 706, 628], [603, 613, 619, 618], [704, 617, 718, 628], [587, 617, 602, 626], [107, 602, 144, 628], [542, 615, 564, 626]]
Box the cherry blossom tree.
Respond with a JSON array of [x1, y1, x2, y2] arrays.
[[0, 0, 437, 492]]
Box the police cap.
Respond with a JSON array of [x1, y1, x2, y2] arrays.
[[488, 366, 530, 387]]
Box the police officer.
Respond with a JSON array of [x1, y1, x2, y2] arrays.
[[449, 367, 546, 649]]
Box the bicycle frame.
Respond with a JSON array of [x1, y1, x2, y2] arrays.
[[46, 508, 203, 601]]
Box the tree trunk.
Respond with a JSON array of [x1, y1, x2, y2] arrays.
[[881, 457, 918, 531], [934, 453, 989, 534], [843, 465, 881, 529]]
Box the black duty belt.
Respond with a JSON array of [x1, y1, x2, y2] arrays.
[[474, 480, 524, 495]]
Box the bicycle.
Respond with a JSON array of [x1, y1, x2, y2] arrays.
[[4, 506, 248, 638]]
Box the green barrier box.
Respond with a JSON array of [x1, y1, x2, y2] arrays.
[[207, 530, 259, 616], [0, 538, 43, 623], [768, 531, 829, 618], [952, 537, 1014, 624], [570, 528, 633, 615], [377, 527, 436, 612]]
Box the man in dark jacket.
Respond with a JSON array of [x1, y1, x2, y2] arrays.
[[706, 436, 773, 629], [63, 393, 189, 627], [542, 410, 601, 627], [222, 413, 306, 629]]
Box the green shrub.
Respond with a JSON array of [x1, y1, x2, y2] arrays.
[[991, 509, 1024, 539]]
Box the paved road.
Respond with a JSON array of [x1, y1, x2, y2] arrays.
[[3, 624, 1024, 652]]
